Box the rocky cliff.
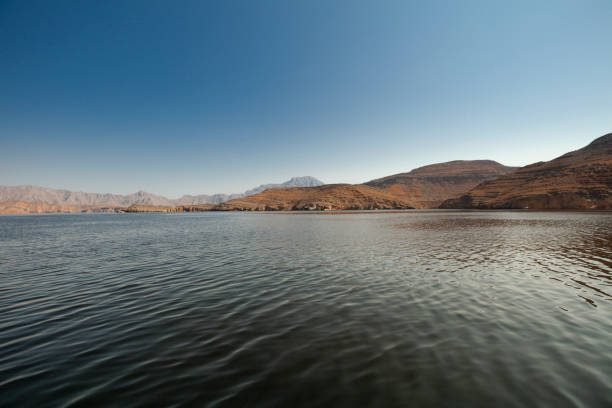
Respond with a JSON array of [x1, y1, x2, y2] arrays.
[[364, 160, 518, 208], [440, 133, 612, 209]]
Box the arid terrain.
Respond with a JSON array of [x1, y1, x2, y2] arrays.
[[0, 177, 324, 208], [0, 187, 175, 207], [2, 134, 611, 213], [364, 160, 517, 208], [0, 201, 117, 214], [216, 184, 413, 211], [440, 133, 612, 209]]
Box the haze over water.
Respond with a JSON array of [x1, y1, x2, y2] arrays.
[[1, 212, 611, 407]]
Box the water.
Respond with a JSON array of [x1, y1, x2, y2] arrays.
[[1, 211, 611, 407]]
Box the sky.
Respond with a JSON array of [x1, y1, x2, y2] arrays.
[[1, 0, 611, 197]]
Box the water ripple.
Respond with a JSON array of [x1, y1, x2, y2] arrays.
[[0, 212, 611, 407]]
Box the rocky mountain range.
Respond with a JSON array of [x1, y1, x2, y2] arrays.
[[0, 176, 325, 208], [0, 201, 83, 215], [174, 176, 324, 205], [2, 133, 611, 213], [189, 133, 611, 211], [440, 133, 612, 209], [0, 187, 175, 207], [218, 161, 519, 211], [364, 160, 518, 208]]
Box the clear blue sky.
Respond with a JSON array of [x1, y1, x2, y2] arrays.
[[1, 0, 611, 197]]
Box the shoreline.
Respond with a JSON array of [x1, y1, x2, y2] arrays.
[[3, 208, 612, 216]]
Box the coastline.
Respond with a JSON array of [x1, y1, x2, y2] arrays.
[[3, 208, 612, 216]]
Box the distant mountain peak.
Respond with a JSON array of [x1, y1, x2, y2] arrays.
[[282, 176, 324, 187], [243, 176, 325, 197], [172, 176, 325, 205]]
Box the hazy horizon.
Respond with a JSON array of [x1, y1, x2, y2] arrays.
[[1, 1, 611, 196], [0, 175, 328, 199]]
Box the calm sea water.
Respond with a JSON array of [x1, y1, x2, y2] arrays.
[[1, 211, 611, 407]]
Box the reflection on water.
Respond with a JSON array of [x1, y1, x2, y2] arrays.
[[394, 215, 612, 305], [0, 211, 611, 407]]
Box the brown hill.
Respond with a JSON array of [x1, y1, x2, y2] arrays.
[[216, 184, 414, 211], [440, 133, 612, 209], [0, 200, 126, 214], [364, 160, 518, 208], [0, 200, 83, 214], [125, 204, 177, 213]]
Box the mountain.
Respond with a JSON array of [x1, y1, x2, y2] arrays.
[[242, 176, 324, 197], [0, 200, 84, 214], [174, 176, 325, 205], [440, 133, 612, 209], [216, 184, 413, 211], [0, 176, 325, 208], [0, 186, 175, 207], [173, 193, 241, 205], [364, 160, 518, 208]]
